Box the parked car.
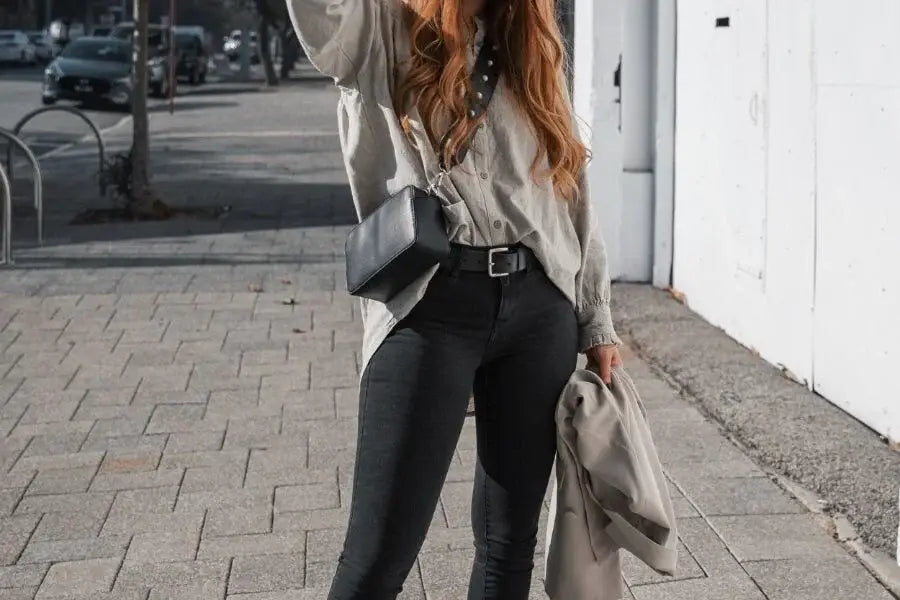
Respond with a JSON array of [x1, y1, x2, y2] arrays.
[[90, 26, 112, 37], [42, 36, 172, 109], [174, 31, 207, 84], [0, 30, 37, 65], [173, 26, 212, 74], [26, 31, 55, 62], [108, 23, 175, 98], [223, 29, 259, 63]]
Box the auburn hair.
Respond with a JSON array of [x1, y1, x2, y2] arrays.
[[393, 0, 588, 203]]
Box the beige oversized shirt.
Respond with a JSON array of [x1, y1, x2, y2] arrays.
[[286, 0, 621, 370]]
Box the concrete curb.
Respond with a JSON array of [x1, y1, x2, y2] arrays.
[[630, 335, 900, 594], [778, 470, 900, 597], [611, 283, 900, 564]]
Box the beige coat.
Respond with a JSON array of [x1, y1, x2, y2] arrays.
[[545, 366, 677, 599]]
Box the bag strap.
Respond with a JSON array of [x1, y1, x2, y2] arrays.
[[437, 34, 501, 172]]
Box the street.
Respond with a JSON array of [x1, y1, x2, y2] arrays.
[[0, 66, 128, 156], [0, 66, 897, 600]]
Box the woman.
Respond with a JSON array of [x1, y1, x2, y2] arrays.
[[287, 0, 623, 598]]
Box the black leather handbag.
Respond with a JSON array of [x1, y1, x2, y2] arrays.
[[345, 37, 500, 303]]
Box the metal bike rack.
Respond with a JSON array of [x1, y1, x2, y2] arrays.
[[0, 129, 44, 246], [9, 106, 107, 196], [0, 163, 12, 265]]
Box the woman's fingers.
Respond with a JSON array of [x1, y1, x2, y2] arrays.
[[599, 348, 613, 384], [587, 345, 622, 385], [611, 347, 623, 368]]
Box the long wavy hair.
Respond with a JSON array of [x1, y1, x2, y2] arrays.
[[393, 0, 588, 202]]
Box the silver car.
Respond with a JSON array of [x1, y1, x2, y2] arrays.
[[27, 31, 55, 62], [0, 30, 37, 64]]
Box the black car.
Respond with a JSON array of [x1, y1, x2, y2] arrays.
[[42, 37, 171, 109], [175, 32, 207, 85]]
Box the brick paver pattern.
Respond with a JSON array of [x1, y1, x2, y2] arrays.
[[0, 83, 892, 600]]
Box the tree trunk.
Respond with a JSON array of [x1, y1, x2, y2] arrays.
[[258, 19, 278, 86], [130, 0, 151, 202], [129, 0, 169, 218]]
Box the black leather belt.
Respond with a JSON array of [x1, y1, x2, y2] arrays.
[[443, 243, 538, 277]]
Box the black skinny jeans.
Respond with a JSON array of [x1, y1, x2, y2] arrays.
[[328, 255, 578, 600]]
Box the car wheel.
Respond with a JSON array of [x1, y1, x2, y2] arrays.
[[189, 69, 198, 85]]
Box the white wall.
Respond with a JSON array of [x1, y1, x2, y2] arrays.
[[811, 0, 900, 441], [572, 0, 625, 280], [573, 0, 656, 282], [673, 0, 900, 441]]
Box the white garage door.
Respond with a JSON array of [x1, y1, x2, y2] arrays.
[[812, 1, 900, 441], [673, 0, 769, 343]]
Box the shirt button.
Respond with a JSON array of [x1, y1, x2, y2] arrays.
[[492, 219, 502, 229], [480, 172, 488, 180]]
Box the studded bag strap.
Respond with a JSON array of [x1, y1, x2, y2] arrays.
[[437, 35, 501, 171]]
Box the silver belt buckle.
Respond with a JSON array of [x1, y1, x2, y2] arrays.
[[488, 246, 511, 278]]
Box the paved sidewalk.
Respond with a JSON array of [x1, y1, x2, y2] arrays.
[[611, 284, 900, 563], [0, 85, 895, 599]]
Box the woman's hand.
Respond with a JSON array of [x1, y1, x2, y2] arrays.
[[585, 344, 623, 385]]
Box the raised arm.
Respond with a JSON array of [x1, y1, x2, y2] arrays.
[[286, 0, 395, 85]]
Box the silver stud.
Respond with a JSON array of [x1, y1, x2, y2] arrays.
[[492, 43, 499, 50], [469, 109, 476, 118], [482, 74, 489, 82], [476, 91, 484, 100], [487, 59, 494, 67]]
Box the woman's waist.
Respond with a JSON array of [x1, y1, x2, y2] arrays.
[[441, 242, 540, 278], [446, 226, 580, 278]]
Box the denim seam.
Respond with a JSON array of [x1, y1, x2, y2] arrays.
[[483, 280, 505, 352], [480, 369, 491, 596], [344, 356, 376, 551], [482, 463, 490, 596]]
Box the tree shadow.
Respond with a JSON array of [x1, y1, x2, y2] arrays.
[[149, 100, 241, 113], [5, 141, 361, 270], [0, 66, 44, 83], [177, 84, 266, 97]]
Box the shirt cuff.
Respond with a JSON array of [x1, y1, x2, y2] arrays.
[[577, 301, 622, 352]]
